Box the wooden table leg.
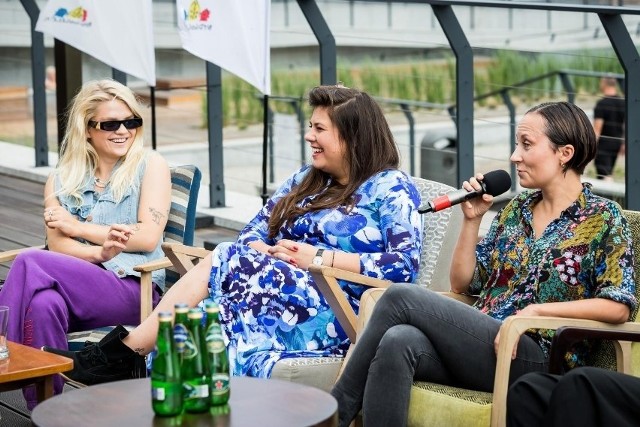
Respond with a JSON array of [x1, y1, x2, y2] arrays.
[[35, 376, 55, 403]]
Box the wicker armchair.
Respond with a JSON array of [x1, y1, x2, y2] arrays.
[[311, 208, 640, 427]]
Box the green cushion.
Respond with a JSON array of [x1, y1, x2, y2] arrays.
[[408, 382, 492, 427], [590, 210, 640, 371]]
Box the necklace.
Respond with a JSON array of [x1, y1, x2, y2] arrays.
[[94, 176, 109, 188]]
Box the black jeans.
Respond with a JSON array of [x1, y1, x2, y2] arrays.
[[331, 284, 548, 427], [507, 367, 640, 427]]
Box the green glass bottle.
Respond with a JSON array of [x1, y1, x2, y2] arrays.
[[182, 308, 210, 413], [151, 311, 183, 417], [173, 303, 189, 365], [205, 302, 230, 406]]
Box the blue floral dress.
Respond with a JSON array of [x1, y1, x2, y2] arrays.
[[207, 166, 422, 377]]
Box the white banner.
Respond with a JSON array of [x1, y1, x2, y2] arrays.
[[176, 0, 271, 95], [36, 0, 156, 86]]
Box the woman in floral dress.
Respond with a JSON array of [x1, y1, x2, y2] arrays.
[[45, 85, 423, 384]]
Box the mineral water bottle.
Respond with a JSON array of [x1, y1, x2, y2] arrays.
[[182, 308, 210, 413], [173, 303, 189, 364], [204, 302, 230, 406], [151, 312, 183, 416]]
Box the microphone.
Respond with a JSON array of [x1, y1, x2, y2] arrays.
[[418, 169, 512, 214]]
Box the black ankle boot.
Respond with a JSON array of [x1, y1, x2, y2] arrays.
[[43, 325, 146, 387]]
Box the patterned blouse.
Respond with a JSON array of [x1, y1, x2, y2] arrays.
[[208, 166, 422, 376], [469, 184, 637, 367]]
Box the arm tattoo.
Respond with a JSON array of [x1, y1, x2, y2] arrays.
[[133, 346, 146, 355], [148, 207, 165, 225]]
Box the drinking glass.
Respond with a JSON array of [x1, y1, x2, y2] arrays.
[[0, 306, 9, 360]]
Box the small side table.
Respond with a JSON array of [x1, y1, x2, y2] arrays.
[[0, 341, 73, 402], [32, 376, 338, 427]]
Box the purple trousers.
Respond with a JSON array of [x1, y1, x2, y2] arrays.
[[0, 249, 161, 409]]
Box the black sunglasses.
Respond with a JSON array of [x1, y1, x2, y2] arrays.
[[88, 117, 143, 131]]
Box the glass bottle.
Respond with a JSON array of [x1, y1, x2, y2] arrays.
[[205, 302, 230, 406], [182, 308, 210, 413], [151, 311, 183, 417], [173, 303, 189, 365]]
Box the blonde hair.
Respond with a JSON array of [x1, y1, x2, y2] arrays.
[[53, 79, 148, 205]]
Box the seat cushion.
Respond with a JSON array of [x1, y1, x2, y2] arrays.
[[408, 382, 492, 427], [270, 356, 344, 392]]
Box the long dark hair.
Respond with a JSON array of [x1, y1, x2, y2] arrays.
[[268, 85, 400, 238]]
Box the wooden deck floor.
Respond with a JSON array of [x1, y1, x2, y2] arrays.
[[0, 174, 47, 280], [0, 172, 238, 281]]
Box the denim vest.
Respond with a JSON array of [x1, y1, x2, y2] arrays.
[[55, 161, 166, 290]]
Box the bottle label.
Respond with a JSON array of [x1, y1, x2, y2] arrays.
[[184, 382, 210, 399], [206, 325, 225, 353], [207, 339, 225, 353], [152, 387, 166, 401], [173, 323, 188, 354], [211, 374, 230, 394], [182, 329, 198, 359]]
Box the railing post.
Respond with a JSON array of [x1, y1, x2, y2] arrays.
[[500, 90, 517, 193], [20, 0, 48, 167], [400, 103, 416, 177], [297, 0, 337, 85], [206, 62, 225, 208], [600, 12, 640, 210], [432, 4, 474, 186]]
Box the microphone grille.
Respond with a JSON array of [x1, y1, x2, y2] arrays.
[[483, 170, 512, 197]]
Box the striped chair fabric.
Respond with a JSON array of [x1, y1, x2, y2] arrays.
[[165, 165, 201, 246]]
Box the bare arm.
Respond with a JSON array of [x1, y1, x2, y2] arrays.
[[44, 176, 110, 262], [495, 298, 631, 358], [266, 239, 361, 272], [449, 216, 482, 293], [123, 153, 171, 252], [519, 298, 630, 324], [449, 174, 494, 293], [45, 153, 171, 259], [593, 118, 604, 140]]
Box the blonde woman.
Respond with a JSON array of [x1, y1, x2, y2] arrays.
[[0, 79, 171, 408]]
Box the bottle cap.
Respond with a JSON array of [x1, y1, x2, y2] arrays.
[[158, 311, 172, 321], [205, 301, 220, 314], [174, 303, 189, 313], [188, 308, 204, 319]]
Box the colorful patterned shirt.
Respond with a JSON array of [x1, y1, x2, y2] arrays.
[[469, 184, 637, 366]]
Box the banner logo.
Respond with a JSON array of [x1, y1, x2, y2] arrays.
[[50, 7, 91, 26], [181, 0, 211, 30]]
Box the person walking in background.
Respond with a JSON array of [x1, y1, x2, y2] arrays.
[[593, 76, 625, 181], [0, 79, 171, 408], [329, 101, 636, 427], [507, 367, 640, 427], [44, 65, 56, 92], [44, 85, 423, 388]]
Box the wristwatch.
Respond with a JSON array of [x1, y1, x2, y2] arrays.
[[312, 248, 325, 266]]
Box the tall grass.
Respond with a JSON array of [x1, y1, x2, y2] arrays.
[[203, 48, 627, 129]]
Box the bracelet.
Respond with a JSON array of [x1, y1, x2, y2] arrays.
[[330, 251, 335, 267]]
